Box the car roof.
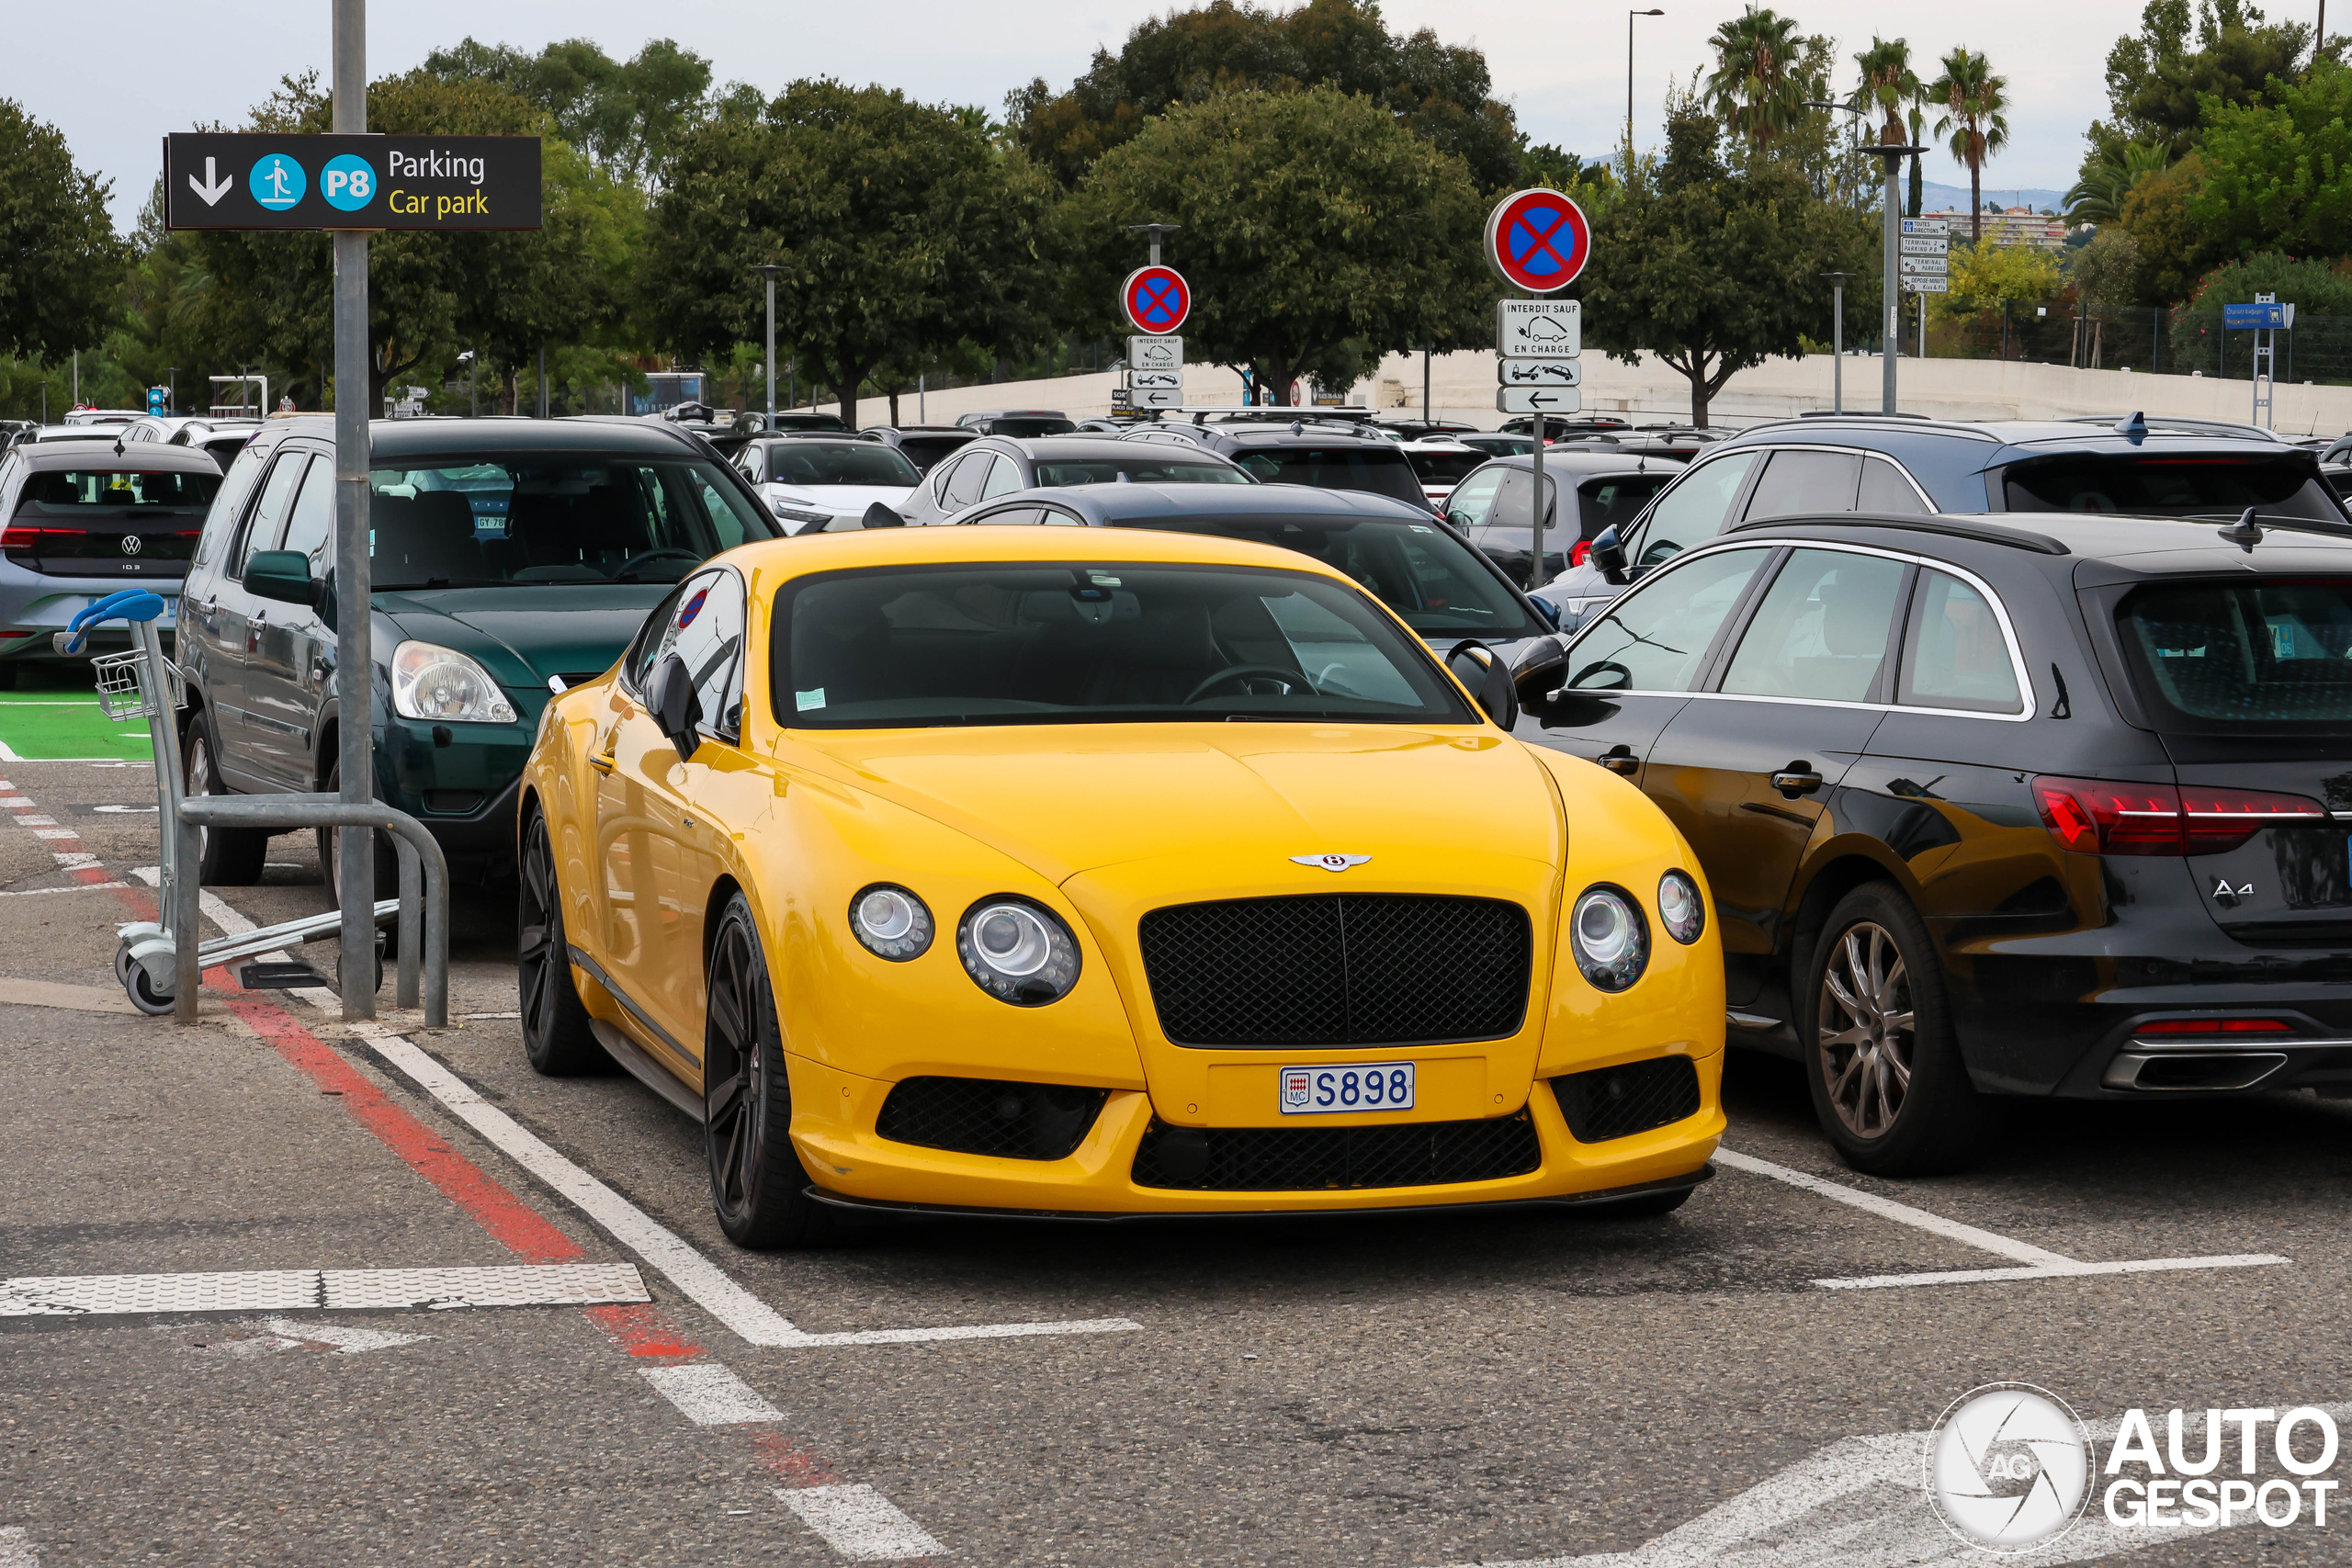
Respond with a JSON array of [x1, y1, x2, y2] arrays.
[[982, 482, 1434, 526], [16, 440, 224, 472], [1713, 509, 2352, 575], [744, 508, 1376, 586], [1480, 450, 1677, 477], [979, 435, 1209, 461], [254, 414, 716, 459], [1724, 415, 2301, 459]]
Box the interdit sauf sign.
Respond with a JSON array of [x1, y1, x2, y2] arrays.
[[163, 133, 542, 231]]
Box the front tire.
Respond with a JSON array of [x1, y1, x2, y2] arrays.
[[318, 759, 399, 909], [703, 892, 827, 1248], [184, 708, 268, 886], [1803, 882, 1989, 1175], [518, 807, 603, 1076]]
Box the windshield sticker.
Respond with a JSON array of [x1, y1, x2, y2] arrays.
[[796, 687, 826, 712]]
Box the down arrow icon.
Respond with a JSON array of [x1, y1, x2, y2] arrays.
[[188, 156, 232, 206]]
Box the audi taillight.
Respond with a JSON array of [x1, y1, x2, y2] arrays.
[[2033, 775, 2325, 856]]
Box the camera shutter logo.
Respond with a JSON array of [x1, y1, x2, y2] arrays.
[[1925, 1383, 2092, 1552]]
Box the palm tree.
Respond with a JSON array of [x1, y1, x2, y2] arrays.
[[2063, 141, 2173, 226], [1928, 47, 2011, 247], [1851, 37, 1918, 145], [1706, 6, 1806, 154]]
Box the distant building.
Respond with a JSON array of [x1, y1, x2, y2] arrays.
[[1925, 205, 2069, 253]]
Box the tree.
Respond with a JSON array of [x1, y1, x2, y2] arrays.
[[2178, 252, 2352, 321], [175, 70, 639, 414], [2188, 57, 2352, 260], [2068, 227, 2143, 309], [645, 80, 1056, 429], [2064, 141, 2174, 225], [1055, 85, 1487, 406], [1929, 49, 2011, 248], [1006, 0, 1523, 191], [1577, 107, 1875, 427], [1852, 37, 1928, 219], [1705, 6, 1810, 156], [2082, 0, 2331, 178], [422, 36, 746, 187], [2117, 153, 2218, 303], [0, 98, 130, 366]]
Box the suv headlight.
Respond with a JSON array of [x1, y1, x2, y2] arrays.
[[1569, 884, 1649, 992], [390, 640, 517, 724], [957, 897, 1080, 1006]]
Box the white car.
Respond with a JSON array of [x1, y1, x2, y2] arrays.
[[734, 435, 922, 535]]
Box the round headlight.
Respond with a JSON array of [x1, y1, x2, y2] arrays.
[[957, 897, 1080, 1006], [1570, 885, 1649, 992], [849, 884, 933, 961], [1657, 870, 1705, 945]]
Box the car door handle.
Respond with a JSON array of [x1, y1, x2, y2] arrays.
[[1770, 764, 1825, 798], [1597, 745, 1640, 776]]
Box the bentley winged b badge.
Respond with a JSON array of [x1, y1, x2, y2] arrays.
[[1291, 853, 1372, 873]]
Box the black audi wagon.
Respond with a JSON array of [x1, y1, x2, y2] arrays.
[[1520, 506, 2352, 1174]]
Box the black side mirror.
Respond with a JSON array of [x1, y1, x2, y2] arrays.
[[860, 502, 905, 529], [1589, 525, 1628, 585], [1447, 638, 1521, 730], [244, 549, 316, 608], [650, 652, 703, 762]]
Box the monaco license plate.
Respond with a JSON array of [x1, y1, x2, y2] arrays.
[[1279, 1062, 1415, 1116]]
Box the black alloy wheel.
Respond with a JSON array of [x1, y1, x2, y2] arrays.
[[1802, 882, 1990, 1176], [703, 892, 827, 1248], [183, 707, 267, 885], [518, 808, 604, 1076]]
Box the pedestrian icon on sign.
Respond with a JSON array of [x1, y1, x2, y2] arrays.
[[248, 152, 306, 210]]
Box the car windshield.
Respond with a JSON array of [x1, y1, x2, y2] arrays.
[[1230, 446, 1430, 508], [2004, 453, 2343, 520], [988, 418, 1078, 437], [1403, 450, 1488, 484], [895, 436, 971, 473], [1116, 512, 1544, 639], [1032, 457, 1250, 486], [368, 455, 775, 588], [775, 562, 1473, 729], [2117, 578, 2352, 728], [17, 468, 220, 510], [763, 444, 919, 487]]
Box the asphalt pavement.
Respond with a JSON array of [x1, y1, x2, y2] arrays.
[[4, 752, 2350, 1567]]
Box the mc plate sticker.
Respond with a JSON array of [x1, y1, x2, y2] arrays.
[[1280, 1063, 1416, 1115]]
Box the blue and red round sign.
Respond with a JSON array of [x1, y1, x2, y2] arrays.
[[1484, 188, 1591, 293], [1121, 265, 1191, 333]]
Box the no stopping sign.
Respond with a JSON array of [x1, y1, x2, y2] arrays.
[[1484, 188, 1590, 293]]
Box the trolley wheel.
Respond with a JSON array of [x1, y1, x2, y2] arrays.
[[124, 963, 175, 1016], [114, 942, 133, 987]]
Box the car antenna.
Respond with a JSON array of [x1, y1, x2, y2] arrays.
[[1291, 420, 1303, 435], [2219, 508, 2264, 551], [2114, 410, 2148, 445]]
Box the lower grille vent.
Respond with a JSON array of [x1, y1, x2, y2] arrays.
[[875, 1077, 1108, 1161], [1132, 1112, 1540, 1190], [1551, 1057, 1702, 1144]]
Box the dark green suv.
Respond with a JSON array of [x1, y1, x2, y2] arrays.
[[177, 417, 777, 892]]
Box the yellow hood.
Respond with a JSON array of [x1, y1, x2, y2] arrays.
[[786, 722, 1564, 887]]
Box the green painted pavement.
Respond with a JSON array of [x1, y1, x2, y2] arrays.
[[0, 684, 154, 762]]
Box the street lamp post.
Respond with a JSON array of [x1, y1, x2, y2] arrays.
[[752, 264, 789, 427], [166, 367, 178, 416], [1124, 222, 1182, 268], [1805, 99, 1918, 415], [1821, 273, 1849, 412], [1627, 10, 1664, 158]]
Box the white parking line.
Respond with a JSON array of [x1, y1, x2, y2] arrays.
[[639, 1362, 786, 1426], [0, 1526, 36, 1568], [0, 1262, 650, 1317], [1717, 1148, 2290, 1290], [776, 1485, 949, 1562], [174, 876, 1145, 1352], [254, 1317, 431, 1354]]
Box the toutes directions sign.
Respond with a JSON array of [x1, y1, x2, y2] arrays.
[[164, 134, 542, 231]]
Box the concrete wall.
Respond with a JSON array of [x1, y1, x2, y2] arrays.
[[810, 348, 2352, 437]]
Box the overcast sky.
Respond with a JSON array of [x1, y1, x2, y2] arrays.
[[14, 1, 2141, 231]]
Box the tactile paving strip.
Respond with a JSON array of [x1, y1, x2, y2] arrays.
[[0, 1262, 649, 1318]]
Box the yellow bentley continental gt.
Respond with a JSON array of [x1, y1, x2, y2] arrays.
[[515, 526, 1724, 1246]]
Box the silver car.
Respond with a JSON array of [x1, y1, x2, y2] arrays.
[[0, 441, 222, 683]]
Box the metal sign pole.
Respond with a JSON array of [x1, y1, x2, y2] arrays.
[[332, 0, 375, 1019], [1882, 154, 1900, 414]]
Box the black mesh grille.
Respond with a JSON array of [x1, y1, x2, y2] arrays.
[[1132, 1112, 1541, 1190], [1137, 894, 1532, 1047], [1552, 1057, 1702, 1144], [875, 1077, 1109, 1160]]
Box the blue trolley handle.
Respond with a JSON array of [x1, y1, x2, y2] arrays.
[[61, 591, 166, 654]]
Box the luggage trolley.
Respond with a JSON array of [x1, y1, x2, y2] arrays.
[[58, 590, 403, 1014]]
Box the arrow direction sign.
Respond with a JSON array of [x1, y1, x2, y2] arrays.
[[1496, 386, 1584, 414], [187, 156, 232, 206], [1498, 360, 1583, 387], [1130, 388, 1184, 409], [1129, 369, 1182, 389], [1128, 335, 1184, 370], [1903, 277, 1951, 294], [1497, 299, 1581, 360], [1900, 218, 1950, 236], [1899, 236, 1948, 255], [1900, 255, 1949, 276]]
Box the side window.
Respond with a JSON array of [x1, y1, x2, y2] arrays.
[[1859, 457, 1931, 515], [1444, 467, 1504, 528], [1578, 475, 1670, 537], [277, 455, 336, 569], [978, 456, 1023, 501], [696, 476, 752, 551], [1565, 547, 1771, 693], [966, 504, 1043, 526], [1036, 505, 1086, 526], [232, 451, 309, 577], [1491, 468, 1557, 530], [1899, 570, 2022, 713], [1743, 449, 1862, 522], [1634, 452, 1759, 567], [642, 570, 748, 743], [1719, 548, 1910, 703], [940, 455, 991, 513], [623, 581, 690, 694]]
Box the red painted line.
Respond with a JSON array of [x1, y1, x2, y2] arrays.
[[207, 970, 586, 1264], [751, 1430, 842, 1489], [582, 1302, 703, 1361]]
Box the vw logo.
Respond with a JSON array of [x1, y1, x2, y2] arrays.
[[119, 535, 142, 556], [1289, 853, 1371, 873]]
